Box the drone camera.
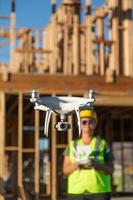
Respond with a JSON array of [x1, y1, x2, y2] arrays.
[[55, 122, 72, 131]]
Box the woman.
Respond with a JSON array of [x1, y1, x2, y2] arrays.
[[63, 109, 114, 200]]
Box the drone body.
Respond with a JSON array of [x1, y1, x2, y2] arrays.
[[30, 89, 96, 136]]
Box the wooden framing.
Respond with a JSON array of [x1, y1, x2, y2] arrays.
[[1, 0, 133, 78], [1, 88, 133, 200]]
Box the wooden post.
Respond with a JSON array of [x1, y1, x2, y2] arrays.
[[46, 161, 51, 195], [109, 0, 120, 75], [120, 118, 125, 191], [63, 21, 69, 74], [43, 27, 50, 72], [51, 0, 56, 14], [50, 14, 57, 74], [56, 23, 63, 72], [51, 111, 57, 200], [122, 0, 133, 77], [18, 93, 26, 200], [0, 92, 5, 200], [80, 29, 86, 74], [13, 28, 25, 73], [72, 13, 80, 75], [85, 14, 93, 75], [18, 93, 22, 199], [9, 0, 16, 72], [96, 17, 105, 75], [34, 110, 40, 200], [35, 30, 41, 72], [15, 29, 32, 73], [68, 93, 73, 142], [68, 29, 73, 75], [27, 32, 34, 72]]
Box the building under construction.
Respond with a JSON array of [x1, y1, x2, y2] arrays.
[[0, 0, 133, 199]]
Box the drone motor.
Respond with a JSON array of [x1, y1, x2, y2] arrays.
[[30, 89, 39, 103]]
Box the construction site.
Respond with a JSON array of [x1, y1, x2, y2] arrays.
[[0, 0, 133, 199]]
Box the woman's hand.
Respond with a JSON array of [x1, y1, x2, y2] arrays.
[[79, 159, 96, 169], [94, 161, 114, 175], [79, 160, 114, 175], [63, 156, 79, 175]]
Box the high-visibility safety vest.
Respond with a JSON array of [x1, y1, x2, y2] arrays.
[[67, 136, 112, 194]]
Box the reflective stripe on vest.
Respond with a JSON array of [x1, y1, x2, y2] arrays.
[[68, 136, 112, 194]]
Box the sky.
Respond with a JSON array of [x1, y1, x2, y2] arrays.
[[1, 0, 105, 28], [0, 0, 105, 62]]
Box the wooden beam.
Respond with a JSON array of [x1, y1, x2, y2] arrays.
[[5, 146, 18, 151], [0, 74, 132, 95], [96, 94, 133, 106], [92, 37, 114, 45], [16, 48, 51, 54]]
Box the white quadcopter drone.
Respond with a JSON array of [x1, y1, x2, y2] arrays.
[[30, 89, 96, 136]]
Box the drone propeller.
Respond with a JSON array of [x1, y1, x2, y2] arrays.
[[23, 89, 39, 100]]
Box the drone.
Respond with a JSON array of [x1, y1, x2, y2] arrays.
[[30, 89, 96, 136]]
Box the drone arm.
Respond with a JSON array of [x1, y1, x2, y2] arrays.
[[75, 109, 81, 136], [44, 109, 52, 136], [34, 103, 48, 111]]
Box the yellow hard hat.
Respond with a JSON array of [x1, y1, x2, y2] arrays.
[[80, 109, 97, 123]]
